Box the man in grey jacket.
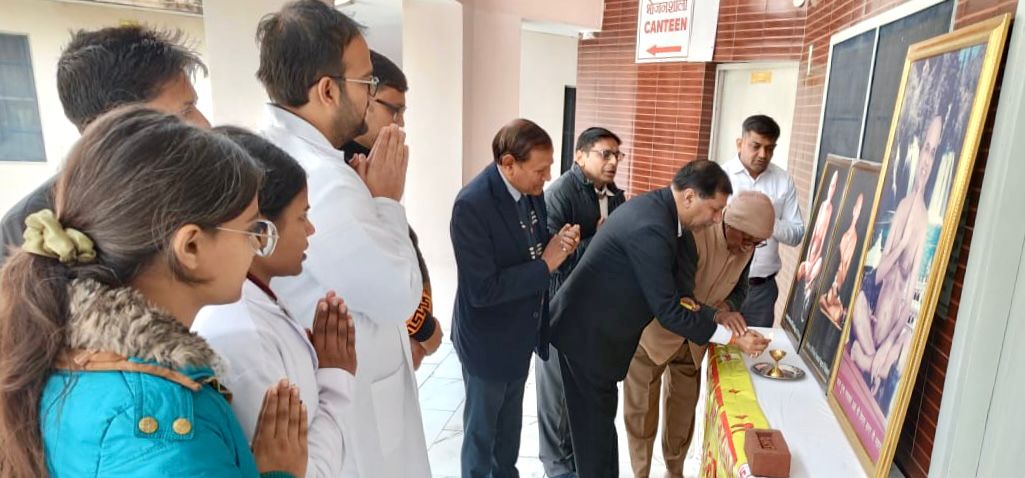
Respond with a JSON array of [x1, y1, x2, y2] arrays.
[[536, 127, 627, 478]]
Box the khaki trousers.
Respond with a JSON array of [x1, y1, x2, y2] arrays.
[[623, 342, 701, 478]]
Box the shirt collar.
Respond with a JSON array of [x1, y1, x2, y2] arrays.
[[572, 164, 618, 196], [726, 155, 774, 180], [262, 104, 342, 157], [498, 166, 523, 201], [678, 221, 683, 238]]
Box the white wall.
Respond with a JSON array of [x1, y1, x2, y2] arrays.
[[519, 30, 578, 180], [462, 3, 521, 181], [931, 1, 1025, 476], [363, 22, 403, 66], [202, 0, 291, 128], [402, 0, 463, 266], [0, 0, 209, 215]]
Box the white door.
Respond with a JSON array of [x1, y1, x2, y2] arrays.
[[710, 63, 799, 171]]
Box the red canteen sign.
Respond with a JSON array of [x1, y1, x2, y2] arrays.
[[636, 0, 695, 63]]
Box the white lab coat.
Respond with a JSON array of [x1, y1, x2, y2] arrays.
[[260, 104, 430, 478], [193, 279, 354, 477]]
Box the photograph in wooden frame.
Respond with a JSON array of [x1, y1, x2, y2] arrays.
[[800, 161, 882, 388], [826, 14, 1011, 477], [782, 155, 853, 347]]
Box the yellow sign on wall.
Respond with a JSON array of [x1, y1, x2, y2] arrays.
[[750, 71, 773, 84]]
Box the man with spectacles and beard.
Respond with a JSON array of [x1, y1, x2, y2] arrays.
[[624, 191, 774, 478], [256, 1, 429, 476], [535, 127, 627, 478]]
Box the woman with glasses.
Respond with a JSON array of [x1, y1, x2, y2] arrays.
[[194, 127, 357, 478], [0, 107, 306, 478]]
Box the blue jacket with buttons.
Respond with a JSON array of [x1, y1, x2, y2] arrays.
[[39, 279, 291, 478], [450, 164, 552, 381]]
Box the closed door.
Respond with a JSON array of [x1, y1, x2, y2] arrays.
[[711, 64, 799, 171]]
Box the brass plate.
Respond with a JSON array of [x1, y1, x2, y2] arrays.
[[751, 362, 806, 381]]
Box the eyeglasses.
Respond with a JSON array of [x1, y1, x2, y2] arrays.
[[217, 219, 279, 257], [310, 75, 381, 97], [374, 98, 406, 122], [589, 149, 626, 161], [724, 223, 767, 249]]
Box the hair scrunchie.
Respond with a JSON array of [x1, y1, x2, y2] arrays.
[[22, 209, 96, 265]]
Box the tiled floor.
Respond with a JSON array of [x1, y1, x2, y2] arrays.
[[418, 258, 705, 478]]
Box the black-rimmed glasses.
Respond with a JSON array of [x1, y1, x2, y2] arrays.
[[374, 98, 406, 121]]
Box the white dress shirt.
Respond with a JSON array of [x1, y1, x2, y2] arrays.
[[723, 157, 805, 278], [597, 185, 615, 219]]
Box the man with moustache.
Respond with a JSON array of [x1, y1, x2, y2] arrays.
[[723, 115, 805, 327], [535, 127, 627, 478], [550, 160, 770, 478], [256, 1, 428, 476], [625, 191, 775, 478], [451, 119, 581, 478]]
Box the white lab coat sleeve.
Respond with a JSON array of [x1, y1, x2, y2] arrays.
[[213, 326, 354, 478], [773, 175, 806, 247], [306, 368, 355, 478], [303, 176, 423, 326]]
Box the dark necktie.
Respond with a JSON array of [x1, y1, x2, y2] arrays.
[[516, 196, 542, 259]]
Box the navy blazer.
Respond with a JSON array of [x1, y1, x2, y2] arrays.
[[550, 187, 718, 383], [451, 164, 552, 381]]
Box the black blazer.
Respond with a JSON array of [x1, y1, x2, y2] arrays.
[[545, 164, 626, 294], [450, 164, 552, 381], [550, 187, 718, 383]]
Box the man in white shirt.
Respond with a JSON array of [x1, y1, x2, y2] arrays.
[[723, 115, 806, 327], [254, 1, 428, 476]]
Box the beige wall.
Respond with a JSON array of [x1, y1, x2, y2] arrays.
[[0, 0, 209, 214], [201, 0, 289, 129], [519, 30, 578, 180], [402, 0, 464, 266]]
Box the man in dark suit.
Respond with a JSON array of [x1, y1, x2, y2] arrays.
[[451, 118, 582, 478], [550, 160, 770, 477], [536, 126, 627, 478]]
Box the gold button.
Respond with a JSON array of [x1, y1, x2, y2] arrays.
[[138, 416, 158, 434], [172, 418, 192, 435]]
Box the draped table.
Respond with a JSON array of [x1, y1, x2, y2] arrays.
[[699, 327, 871, 478]]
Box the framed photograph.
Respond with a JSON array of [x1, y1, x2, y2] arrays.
[[782, 155, 853, 347], [827, 15, 1011, 477], [800, 161, 882, 388]]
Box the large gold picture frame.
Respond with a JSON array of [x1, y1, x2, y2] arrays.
[[826, 14, 1011, 477]]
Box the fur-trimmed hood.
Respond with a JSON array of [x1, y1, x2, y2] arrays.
[[65, 278, 225, 375]]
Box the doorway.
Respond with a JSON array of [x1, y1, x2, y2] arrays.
[[710, 63, 799, 170]]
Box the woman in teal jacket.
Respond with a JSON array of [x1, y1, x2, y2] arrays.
[[0, 107, 307, 477]]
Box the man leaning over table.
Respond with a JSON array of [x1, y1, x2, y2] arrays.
[[624, 191, 775, 478]]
